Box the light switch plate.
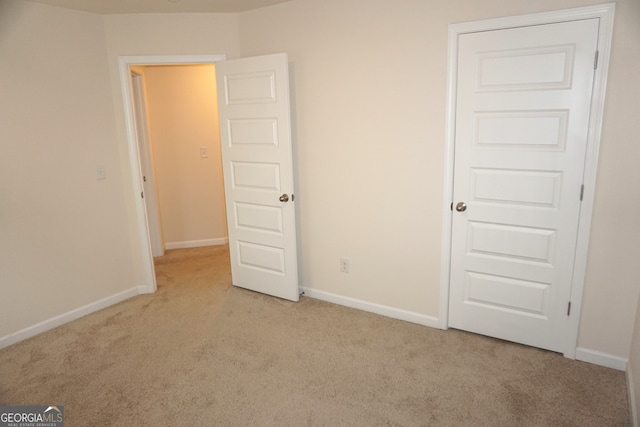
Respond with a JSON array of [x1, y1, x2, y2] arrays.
[[96, 165, 106, 180]]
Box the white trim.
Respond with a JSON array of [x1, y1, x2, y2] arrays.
[[0, 287, 145, 349], [118, 54, 227, 294], [629, 364, 639, 427], [131, 72, 165, 258], [575, 347, 627, 371], [565, 3, 616, 360], [439, 3, 615, 357], [165, 237, 229, 250], [438, 13, 460, 331], [302, 287, 441, 329]]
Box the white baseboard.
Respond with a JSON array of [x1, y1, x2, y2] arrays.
[[0, 286, 144, 350], [165, 237, 228, 250], [301, 287, 441, 329], [575, 347, 628, 371], [629, 365, 639, 427]]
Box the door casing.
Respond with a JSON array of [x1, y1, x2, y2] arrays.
[[439, 3, 615, 358], [130, 71, 165, 258]]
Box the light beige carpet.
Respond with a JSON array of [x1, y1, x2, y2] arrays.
[[0, 245, 630, 426]]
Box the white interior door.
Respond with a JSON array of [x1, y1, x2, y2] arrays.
[[216, 53, 299, 302], [448, 20, 599, 352]]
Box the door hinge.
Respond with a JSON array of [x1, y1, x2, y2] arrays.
[[141, 192, 144, 199], [450, 202, 453, 211], [580, 184, 584, 201], [567, 301, 572, 316], [594, 50, 599, 70]]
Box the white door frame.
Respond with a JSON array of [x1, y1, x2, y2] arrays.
[[130, 71, 164, 258], [439, 4, 615, 358], [118, 54, 226, 294]]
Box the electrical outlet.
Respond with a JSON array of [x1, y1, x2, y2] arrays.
[[340, 258, 350, 273]]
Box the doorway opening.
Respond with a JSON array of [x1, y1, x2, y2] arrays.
[[120, 55, 227, 292], [132, 64, 228, 256], [120, 53, 300, 301]]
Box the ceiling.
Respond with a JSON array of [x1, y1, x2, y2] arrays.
[[23, 0, 293, 14]]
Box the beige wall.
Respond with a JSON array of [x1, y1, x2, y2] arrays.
[[141, 65, 227, 246], [576, 0, 640, 358], [238, 0, 640, 359], [0, 0, 138, 338], [242, 0, 446, 316]]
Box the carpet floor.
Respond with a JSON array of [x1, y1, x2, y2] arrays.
[[0, 245, 630, 426]]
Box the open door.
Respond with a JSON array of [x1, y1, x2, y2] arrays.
[[216, 53, 299, 302]]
